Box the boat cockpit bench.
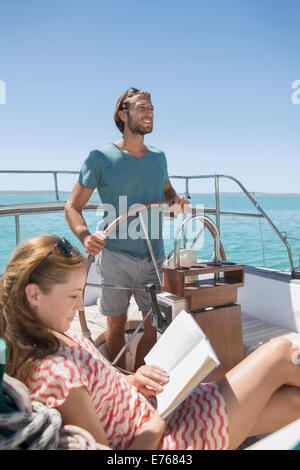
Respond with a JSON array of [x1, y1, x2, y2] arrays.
[[161, 261, 245, 382]]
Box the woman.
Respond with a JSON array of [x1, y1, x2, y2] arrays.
[[1, 234, 300, 450]]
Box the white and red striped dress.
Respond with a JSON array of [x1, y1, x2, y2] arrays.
[[29, 332, 229, 450]]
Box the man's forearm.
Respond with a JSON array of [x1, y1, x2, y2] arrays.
[[164, 186, 176, 201], [64, 204, 91, 246]]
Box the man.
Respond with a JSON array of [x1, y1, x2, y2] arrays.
[[65, 87, 189, 370]]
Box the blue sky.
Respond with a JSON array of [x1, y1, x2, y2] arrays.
[[0, 0, 300, 194]]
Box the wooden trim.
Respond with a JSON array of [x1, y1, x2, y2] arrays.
[[192, 304, 244, 382]]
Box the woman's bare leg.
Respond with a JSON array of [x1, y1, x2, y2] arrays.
[[218, 338, 300, 449], [248, 385, 300, 436]]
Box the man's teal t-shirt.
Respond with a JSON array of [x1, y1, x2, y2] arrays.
[[78, 143, 169, 258]]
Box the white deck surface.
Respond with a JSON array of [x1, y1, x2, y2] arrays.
[[69, 297, 144, 343], [69, 298, 293, 355]]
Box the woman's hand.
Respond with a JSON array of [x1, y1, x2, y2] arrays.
[[140, 409, 170, 434], [128, 365, 169, 397], [128, 409, 174, 450]]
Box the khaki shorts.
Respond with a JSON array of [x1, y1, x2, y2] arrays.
[[95, 248, 165, 317]]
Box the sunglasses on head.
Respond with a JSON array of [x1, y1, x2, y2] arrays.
[[48, 238, 73, 258], [32, 238, 73, 275]]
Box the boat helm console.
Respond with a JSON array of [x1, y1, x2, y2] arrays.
[[144, 214, 246, 382]]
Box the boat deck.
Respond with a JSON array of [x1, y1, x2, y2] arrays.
[[69, 299, 293, 357], [69, 297, 142, 343]]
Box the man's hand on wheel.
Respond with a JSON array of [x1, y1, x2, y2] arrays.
[[83, 231, 106, 256]]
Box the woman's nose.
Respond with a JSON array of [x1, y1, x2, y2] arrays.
[[77, 296, 84, 311]]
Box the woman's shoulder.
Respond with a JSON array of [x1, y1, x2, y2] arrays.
[[30, 333, 89, 375], [58, 331, 90, 348], [29, 334, 93, 408], [30, 331, 114, 390], [34, 331, 111, 375]]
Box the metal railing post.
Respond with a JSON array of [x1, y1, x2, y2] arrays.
[[185, 177, 190, 199], [214, 175, 221, 243], [183, 177, 190, 248], [15, 215, 20, 246], [53, 173, 59, 201]]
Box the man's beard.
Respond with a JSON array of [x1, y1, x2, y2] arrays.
[[127, 114, 153, 135]]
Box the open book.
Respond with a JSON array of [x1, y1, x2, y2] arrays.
[[144, 310, 220, 419]]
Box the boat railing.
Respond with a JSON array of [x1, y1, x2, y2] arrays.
[[173, 174, 294, 270], [0, 170, 78, 202], [0, 170, 295, 271]]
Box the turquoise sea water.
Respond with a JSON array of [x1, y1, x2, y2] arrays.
[[1, 191, 300, 274]]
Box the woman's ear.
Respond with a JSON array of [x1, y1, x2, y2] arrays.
[[25, 283, 41, 307]]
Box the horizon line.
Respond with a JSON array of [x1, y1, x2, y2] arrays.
[[1, 190, 300, 196]]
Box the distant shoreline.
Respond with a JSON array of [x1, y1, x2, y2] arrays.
[[0, 190, 300, 196], [0, 190, 71, 194]]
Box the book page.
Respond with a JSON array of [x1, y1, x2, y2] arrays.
[[145, 310, 206, 372], [155, 338, 218, 417], [160, 358, 216, 419]]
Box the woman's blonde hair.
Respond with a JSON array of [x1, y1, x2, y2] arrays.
[[0, 234, 87, 385]]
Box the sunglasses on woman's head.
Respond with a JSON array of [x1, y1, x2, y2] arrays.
[[43, 237, 73, 260], [54, 238, 73, 257], [32, 238, 73, 276]]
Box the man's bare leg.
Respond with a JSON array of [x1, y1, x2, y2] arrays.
[[132, 309, 157, 372], [105, 313, 127, 370]]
